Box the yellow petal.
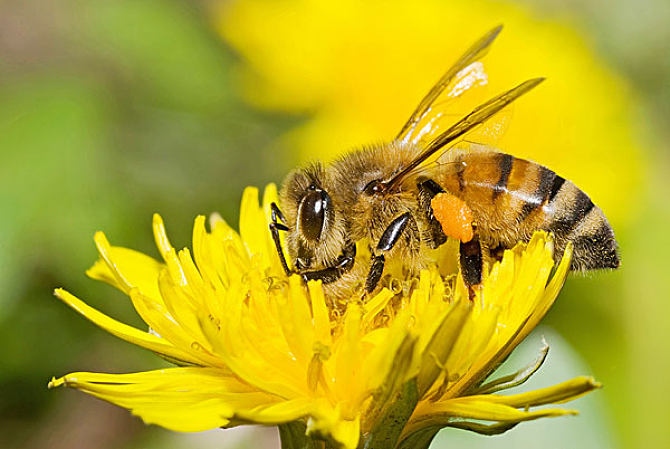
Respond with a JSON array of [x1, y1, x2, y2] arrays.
[[127, 288, 225, 368], [510, 242, 573, 350], [361, 309, 414, 394], [87, 232, 164, 303], [361, 288, 394, 330], [152, 213, 176, 263], [239, 186, 264, 258], [330, 415, 361, 449], [416, 300, 471, 396], [332, 304, 363, 399], [53, 288, 202, 366], [191, 215, 229, 313], [86, 245, 163, 301], [279, 275, 317, 364], [49, 367, 284, 432], [363, 337, 418, 429], [307, 280, 333, 346], [307, 410, 361, 449], [234, 397, 316, 424]]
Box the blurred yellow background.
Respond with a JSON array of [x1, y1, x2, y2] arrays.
[[1, 0, 668, 448]]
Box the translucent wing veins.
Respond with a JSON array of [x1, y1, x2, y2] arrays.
[[386, 78, 545, 189], [397, 25, 503, 141]]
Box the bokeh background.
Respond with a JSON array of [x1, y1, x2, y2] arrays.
[[1, 0, 668, 448]]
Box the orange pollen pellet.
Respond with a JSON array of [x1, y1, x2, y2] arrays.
[[430, 192, 474, 243]]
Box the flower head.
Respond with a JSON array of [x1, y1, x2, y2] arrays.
[[50, 185, 599, 448]]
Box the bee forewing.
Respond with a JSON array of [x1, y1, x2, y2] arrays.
[[397, 25, 503, 143], [387, 78, 544, 189], [401, 62, 498, 147], [407, 105, 513, 152], [408, 159, 468, 181]]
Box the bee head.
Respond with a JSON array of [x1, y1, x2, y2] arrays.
[[279, 163, 347, 270]]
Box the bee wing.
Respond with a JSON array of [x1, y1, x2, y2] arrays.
[[409, 144, 501, 181], [424, 78, 543, 153], [386, 78, 545, 189], [409, 158, 468, 180], [397, 26, 503, 148]]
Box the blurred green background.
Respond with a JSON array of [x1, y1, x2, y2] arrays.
[[1, 0, 668, 448]]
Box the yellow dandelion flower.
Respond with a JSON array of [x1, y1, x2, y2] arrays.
[[50, 185, 599, 449], [214, 0, 642, 227]]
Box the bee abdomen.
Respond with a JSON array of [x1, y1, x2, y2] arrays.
[[541, 174, 619, 271], [441, 150, 619, 271]]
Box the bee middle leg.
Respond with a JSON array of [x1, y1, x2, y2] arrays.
[[417, 178, 448, 248], [365, 212, 412, 293]]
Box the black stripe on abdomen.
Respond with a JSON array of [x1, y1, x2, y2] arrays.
[[550, 188, 594, 236], [548, 175, 565, 202], [493, 154, 514, 200], [519, 165, 557, 221]]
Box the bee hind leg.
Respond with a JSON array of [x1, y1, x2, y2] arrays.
[[417, 179, 448, 249], [365, 212, 411, 293], [425, 186, 481, 299], [460, 236, 483, 300]]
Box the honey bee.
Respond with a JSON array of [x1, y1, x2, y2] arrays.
[[269, 26, 619, 299]]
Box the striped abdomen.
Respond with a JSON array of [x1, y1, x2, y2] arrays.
[[435, 149, 619, 271]]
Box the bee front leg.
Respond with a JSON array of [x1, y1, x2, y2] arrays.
[[300, 242, 356, 284], [269, 202, 291, 276], [366, 212, 411, 293]]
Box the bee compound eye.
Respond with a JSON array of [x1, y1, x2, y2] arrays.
[[298, 189, 331, 242]]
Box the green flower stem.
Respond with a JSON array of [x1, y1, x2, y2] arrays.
[[279, 421, 323, 449], [362, 380, 419, 449]]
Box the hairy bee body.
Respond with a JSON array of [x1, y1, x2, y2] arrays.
[[278, 142, 618, 298], [270, 27, 619, 299]]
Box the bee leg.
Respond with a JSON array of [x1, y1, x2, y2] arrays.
[[460, 236, 483, 300], [301, 243, 356, 284], [417, 178, 447, 248], [269, 202, 291, 276], [366, 212, 411, 293], [366, 255, 386, 293], [488, 243, 506, 263]]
